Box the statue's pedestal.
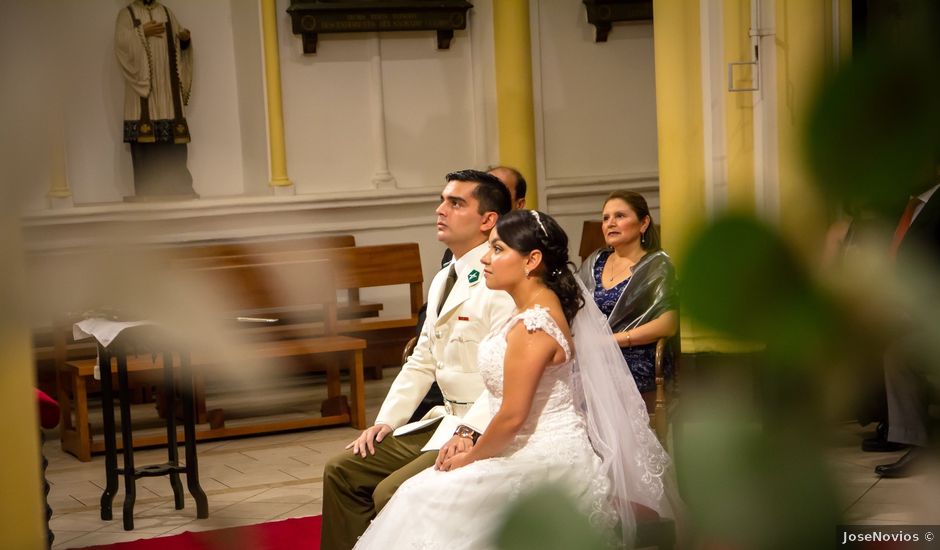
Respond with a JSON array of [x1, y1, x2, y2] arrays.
[[130, 142, 196, 200], [123, 193, 199, 203]]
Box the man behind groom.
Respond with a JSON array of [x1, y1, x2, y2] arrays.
[[320, 169, 515, 550]]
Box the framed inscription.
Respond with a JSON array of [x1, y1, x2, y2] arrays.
[[287, 0, 474, 54]]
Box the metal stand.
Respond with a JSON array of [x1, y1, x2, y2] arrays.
[[97, 330, 208, 530]]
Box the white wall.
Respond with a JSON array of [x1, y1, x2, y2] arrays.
[[275, 0, 495, 193], [531, 1, 660, 263], [176, 0, 246, 197], [12, 0, 661, 293], [230, 1, 269, 195]]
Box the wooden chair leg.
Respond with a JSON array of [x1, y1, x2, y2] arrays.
[[56, 368, 73, 432], [653, 338, 668, 444], [192, 368, 207, 424], [74, 374, 91, 462], [349, 351, 366, 429], [325, 357, 341, 399]]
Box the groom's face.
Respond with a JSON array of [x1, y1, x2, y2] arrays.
[[435, 180, 487, 250]]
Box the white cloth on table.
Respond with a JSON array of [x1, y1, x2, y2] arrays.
[[73, 318, 154, 380]]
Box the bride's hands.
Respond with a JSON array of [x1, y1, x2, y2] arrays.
[[434, 435, 473, 470], [439, 451, 475, 471]]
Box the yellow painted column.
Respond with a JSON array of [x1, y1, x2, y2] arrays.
[[774, 1, 832, 255], [0, 220, 44, 547], [652, 0, 707, 352], [492, 0, 538, 208], [723, 0, 755, 211], [261, 0, 294, 191]]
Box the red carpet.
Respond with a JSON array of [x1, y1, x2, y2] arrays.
[[78, 515, 321, 550]]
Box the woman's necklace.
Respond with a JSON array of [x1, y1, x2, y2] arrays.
[[605, 255, 634, 283], [517, 287, 546, 313]]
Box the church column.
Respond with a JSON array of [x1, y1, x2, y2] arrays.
[[0, 217, 44, 546], [261, 0, 294, 195], [723, 0, 756, 212], [652, 0, 708, 351], [771, 0, 846, 255], [369, 36, 396, 189], [46, 88, 73, 208], [47, 135, 73, 209], [492, 0, 537, 208]]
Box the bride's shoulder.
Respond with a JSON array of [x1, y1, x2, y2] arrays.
[[510, 306, 571, 356], [519, 305, 554, 328]]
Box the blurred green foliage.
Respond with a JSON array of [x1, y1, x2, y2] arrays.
[[804, 0, 940, 216], [681, 214, 839, 366]]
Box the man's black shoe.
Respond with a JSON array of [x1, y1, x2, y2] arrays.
[[862, 422, 909, 452], [875, 447, 922, 478]]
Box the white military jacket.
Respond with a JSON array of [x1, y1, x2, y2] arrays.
[[374, 241, 515, 450]]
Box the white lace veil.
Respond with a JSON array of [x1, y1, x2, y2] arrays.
[[570, 277, 677, 545]]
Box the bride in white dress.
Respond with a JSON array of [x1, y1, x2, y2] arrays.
[[354, 210, 675, 549]]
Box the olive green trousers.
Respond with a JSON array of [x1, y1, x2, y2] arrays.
[[319, 421, 440, 550]]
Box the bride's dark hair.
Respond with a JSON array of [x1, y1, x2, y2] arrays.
[[495, 210, 584, 324]]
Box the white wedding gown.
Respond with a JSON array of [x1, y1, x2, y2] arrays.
[[354, 307, 614, 550]]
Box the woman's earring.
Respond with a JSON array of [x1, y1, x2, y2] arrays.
[[524, 268, 530, 278], [640, 231, 648, 246]]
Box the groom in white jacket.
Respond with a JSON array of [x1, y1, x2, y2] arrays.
[[320, 170, 515, 550]]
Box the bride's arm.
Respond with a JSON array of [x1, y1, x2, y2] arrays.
[[439, 324, 558, 470]]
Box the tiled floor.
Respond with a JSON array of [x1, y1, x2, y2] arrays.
[[45, 371, 396, 549], [44, 371, 938, 548]]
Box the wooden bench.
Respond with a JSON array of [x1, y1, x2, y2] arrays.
[[167, 234, 356, 259], [172, 243, 424, 377], [31, 234, 368, 398], [169, 234, 383, 318], [57, 259, 367, 461], [579, 220, 605, 263], [29, 235, 362, 365]]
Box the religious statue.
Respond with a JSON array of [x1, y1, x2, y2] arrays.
[[115, 0, 197, 199]]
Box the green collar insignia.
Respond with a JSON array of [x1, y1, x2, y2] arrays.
[[467, 269, 480, 284]]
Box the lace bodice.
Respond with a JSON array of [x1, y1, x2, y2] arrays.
[[476, 307, 589, 458]]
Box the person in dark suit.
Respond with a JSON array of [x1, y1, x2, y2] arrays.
[[875, 173, 940, 477]]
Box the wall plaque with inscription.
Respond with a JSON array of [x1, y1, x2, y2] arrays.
[[287, 0, 474, 54], [582, 0, 653, 42]]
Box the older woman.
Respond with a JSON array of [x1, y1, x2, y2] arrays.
[[578, 191, 678, 402]]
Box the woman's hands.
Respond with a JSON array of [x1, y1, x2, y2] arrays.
[[434, 434, 474, 470], [437, 450, 475, 471]]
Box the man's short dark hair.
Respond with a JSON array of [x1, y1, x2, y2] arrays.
[[489, 165, 526, 200], [445, 169, 512, 216]]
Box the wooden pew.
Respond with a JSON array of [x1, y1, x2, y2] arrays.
[[579, 220, 605, 263], [31, 234, 365, 398], [168, 234, 381, 320], [171, 243, 424, 377], [167, 234, 356, 259], [57, 259, 367, 461]]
